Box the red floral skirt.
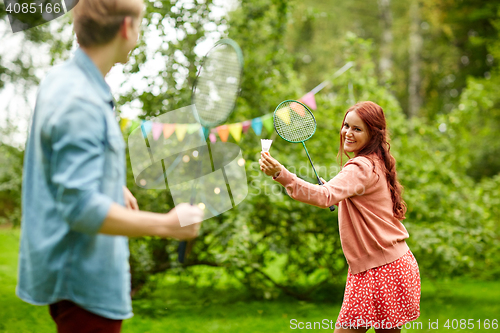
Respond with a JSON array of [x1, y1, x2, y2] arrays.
[[336, 250, 421, 330]]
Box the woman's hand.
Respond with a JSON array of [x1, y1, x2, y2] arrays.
[[123, 186, 139, 210], [259, 152, 283, 178]]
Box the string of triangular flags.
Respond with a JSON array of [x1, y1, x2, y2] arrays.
[[119, 62, 354, 143]]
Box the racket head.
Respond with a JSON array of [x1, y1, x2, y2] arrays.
[[273, 100, 316, 143], [192, 39, 244, 129]]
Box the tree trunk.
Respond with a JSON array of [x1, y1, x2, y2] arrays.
[[378, 0, 393, 79], [408, 0, 423, 117]]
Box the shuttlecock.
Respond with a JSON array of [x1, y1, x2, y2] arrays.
[[261, 139, 273, 153]]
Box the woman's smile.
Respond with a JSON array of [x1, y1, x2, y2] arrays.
[[341, 111, 370, 155]]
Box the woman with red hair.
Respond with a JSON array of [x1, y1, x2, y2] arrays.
[[260, 101, 420, 333]]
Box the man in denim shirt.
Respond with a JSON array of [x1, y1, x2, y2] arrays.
[[17, 0, 203, 331]]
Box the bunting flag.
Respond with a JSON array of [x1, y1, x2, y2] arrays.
[[120, 118, 130, 132], [152, 122, 163, 141], [202, 127, 210, 140], [262, 114, 274, 133], [298, 92, 317, 110], [141, 120, 152, 139], [251, 118, 263, 136], [217, 125, 230, 142], [175, 124, 187, 141], [130, 120, 140, 133], [121, 63, 356, 143], [275, 106, 291, 124], [290, 101, 306, 117], [187, 123, 200, 134], [209, 133, 217, 143], [126, 114, 274, 142], [163, 124, 176, 139], [242, 120, 251, 133], [228, 123, 243, 142]]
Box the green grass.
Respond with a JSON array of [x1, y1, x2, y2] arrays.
[[0, 229, 56, 332], [1, 228, 499, 332]]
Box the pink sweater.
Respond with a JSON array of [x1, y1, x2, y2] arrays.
[[274, 154, 410, 274]]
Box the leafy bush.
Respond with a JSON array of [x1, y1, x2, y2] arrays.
[[0, 144, 23, 227], [126, 33, 499, 299], [2, 0, 498, 301]]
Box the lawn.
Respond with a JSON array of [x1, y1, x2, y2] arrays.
[[0, 228, 498, 332]]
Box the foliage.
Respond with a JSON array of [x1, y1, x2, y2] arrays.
[[0, 126, 23, 226], [123, 0, 313, 298], [2, 229, 500, 332], [0, 0, 499, 300], [0, 4, 74, 94], [414, 0, 500, 118], [281, 0, 500, 118], [127, 30, 500, 298]]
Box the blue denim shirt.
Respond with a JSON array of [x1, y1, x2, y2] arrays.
[[17, 48, 132, 320]]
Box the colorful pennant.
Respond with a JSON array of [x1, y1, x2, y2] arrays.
[[298, 92, 317, 110], [175, 124, 187, 141], [130, 120, 140, 133], [217, 125, 230, 142], [202, 127, 210, 140], [187, 123, 200, 134], [163, 124, 175, 139], [251, 118, 263, 136], [141, 120, 152, 139], [242, 120, 251, 133], [276, 107, 291, 124], [262, 114, 274, 133], [209, 133, 217, 143], [290, 102, 306, 117], [228, 123, 243, 142], [120, 118, 130, 132], [152, 122, 163, 140]]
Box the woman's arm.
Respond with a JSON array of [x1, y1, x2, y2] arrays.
[[259, 152, 375, 208]]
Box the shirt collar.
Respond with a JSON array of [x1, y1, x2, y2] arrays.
[[74, 48, 114, 106]]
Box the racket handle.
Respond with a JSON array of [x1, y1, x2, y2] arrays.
[[179, 198, 194, 263], [178, 241, 187, 263], [317, 177, 336, 212]]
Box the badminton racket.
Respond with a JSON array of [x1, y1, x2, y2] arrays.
[[178, 39, 244, 263], [273, 100, 335, 212]]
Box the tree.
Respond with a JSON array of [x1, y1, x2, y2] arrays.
[[0, 137, 23, 226], [407, 0, 423, 117], [378, 0, 394, 81], [1, 0, 499, 298]]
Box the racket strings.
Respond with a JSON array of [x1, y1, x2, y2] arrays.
[[194, 45, 242, 126], [274, 101, 316, 142]]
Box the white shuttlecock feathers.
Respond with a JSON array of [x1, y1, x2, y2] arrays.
[[261, 139, 273, 153]]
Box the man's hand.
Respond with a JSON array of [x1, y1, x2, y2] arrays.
[[123, 186, 139, 210], [162, 203, 203, 240]]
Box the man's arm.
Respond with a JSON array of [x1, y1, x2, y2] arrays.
[[47, 99, 203, 238], [99, 202, 202, 240], [47, 98, 115, 234]]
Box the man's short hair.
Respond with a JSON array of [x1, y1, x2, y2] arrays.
[[73, 0, 143, 47]]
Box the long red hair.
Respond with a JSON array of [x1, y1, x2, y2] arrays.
[[338, 101, 407, 220]]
